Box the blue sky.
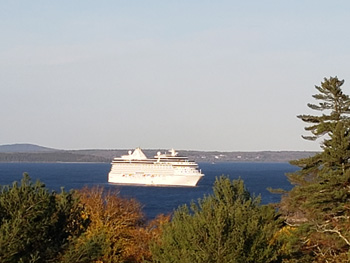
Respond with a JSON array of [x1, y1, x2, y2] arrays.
[[1, 1, 350, 151]]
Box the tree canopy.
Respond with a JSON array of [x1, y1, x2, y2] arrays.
[[151, 176, 283, 263], [0, 175, 165, 263], [281, 77, 350, 262], [0, 173, 88, 263]]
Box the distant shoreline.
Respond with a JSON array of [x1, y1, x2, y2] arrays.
[[0, 144, 318, 163]]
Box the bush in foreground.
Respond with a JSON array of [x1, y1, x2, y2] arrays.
[[0, 175, 168, 263], [151, 176, 284, 263], [74, 186, 149, 263], [0, 173, 88, 263], [0, 174, 286, 263]]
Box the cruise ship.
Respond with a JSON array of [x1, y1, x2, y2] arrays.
[[108, 148, 204, 187]]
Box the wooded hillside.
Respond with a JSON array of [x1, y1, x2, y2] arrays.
[[0, 144, 317, 163]]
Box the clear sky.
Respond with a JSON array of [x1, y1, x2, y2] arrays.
[[1, 1, 350, 151]]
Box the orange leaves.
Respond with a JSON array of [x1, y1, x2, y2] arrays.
[[79, 186, 144, 232], [75, 186, 170, 262]]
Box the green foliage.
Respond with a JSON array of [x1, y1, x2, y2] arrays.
[[59, 232, 105, 263], [0, 173, 90, 263], [296, 76, 350, 172], [0, 176, 161, 263], [285, 77, 350, 217], [151, 176, 283, 263], [298, 77, 350, 141], [281, 77, 350, 262]]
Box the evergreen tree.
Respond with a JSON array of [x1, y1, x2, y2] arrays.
[[0, 174, 90, 263], [294, 76, 350, 172], [151, 176, 283, 263], [281, 77, 350, 262]]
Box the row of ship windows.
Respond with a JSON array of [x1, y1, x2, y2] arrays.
[[112, 168, 195, 172], [113, 165, 196, 169]]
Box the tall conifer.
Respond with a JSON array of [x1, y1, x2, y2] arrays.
[[281, 77, 350, 262]]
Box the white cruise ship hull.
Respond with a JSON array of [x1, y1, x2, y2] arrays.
[[108, 173, 202, 187]]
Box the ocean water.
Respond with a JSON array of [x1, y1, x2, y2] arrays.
[[0, 162, 298, 219]]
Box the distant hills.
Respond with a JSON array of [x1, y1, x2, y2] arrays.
[[0, 144, 318, 163], [0, 144, 58, 153], [0, 144, 109, 163]]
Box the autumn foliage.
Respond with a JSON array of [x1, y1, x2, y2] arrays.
[[70, 186, 170, 263], [0, 177, 169, 263]]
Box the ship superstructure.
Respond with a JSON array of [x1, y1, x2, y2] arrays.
[[108, 148, 204, 186]]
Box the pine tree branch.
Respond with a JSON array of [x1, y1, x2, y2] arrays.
[[316, 224, 350, 247], [315, 246, 330, 263], [301, 135, 317, 141]]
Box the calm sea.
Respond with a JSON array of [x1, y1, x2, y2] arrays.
[[0, 162, 297, 220]]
